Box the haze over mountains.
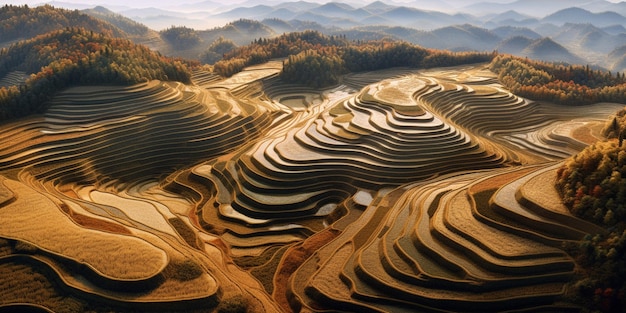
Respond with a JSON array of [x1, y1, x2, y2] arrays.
[[25, 0, 626, 29], [7, 0, 626, 72]]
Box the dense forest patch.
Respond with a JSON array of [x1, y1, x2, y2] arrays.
[[216, 30, 494, 87], [0, 4, 125, 43], [556, 114, 626, 312], [490, 55, 626, 105], [0, 27, 193, 121]]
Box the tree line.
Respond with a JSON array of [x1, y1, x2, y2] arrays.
[[0, 27, 193, 121], [490, 55, 626, 105], [281, 40, 494, 88], [215, 30, 495, 88], [556, 111, 626, 312], [0, 4, 125, 43], [213, 30, 348, 77], [160, 26, 201, 48]]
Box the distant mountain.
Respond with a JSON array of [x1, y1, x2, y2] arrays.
[[217, 5, 275, 19], [581, 0, 626, 16], [0, 4, 127, 43], [163, 0, 223, 13], [491, 26, 541, 40], [521, 37, 584, 64], [605, 2, 626, 17], [552, 23, 607, 45], [580, 29, 622, 53], [261, 18, 295, 33], [360, 15, 392, 25], [363, 1, 395, 12], [486, 10, 532, 24], [379, 6, 471, 29], [608, 45, 626, 72], [533, 23, 563, 37], [542, 8, 626, 27], [19, 0, 624, 71], [273, 1, 320, 12], [263, 8, 298, 20], [120, 7, 188, 18], [428, 24, 500, 51], [551, 23, 626, 54], [204, 19, 276, 45], [406, 0, 455, 12], [602, 25, 626, 35], [82, 6, 153, 37], [462, 0, 601, 17], [309, 2, 357, 17], [495, 36, 533, 54], [292, 11, 359, 28]]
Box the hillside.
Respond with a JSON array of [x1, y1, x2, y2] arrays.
[[0, 27, 192, 121], [522, 37, 585, 65], [555, 120, 626, 311], [495, 35, 534, 54], [81, 6, 151, 37], [543, 7, 626, 27], [490, 54, 626, 105], [0, 4, 126, 44]]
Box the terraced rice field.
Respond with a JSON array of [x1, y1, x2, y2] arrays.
[[0, 63, 620, 312]]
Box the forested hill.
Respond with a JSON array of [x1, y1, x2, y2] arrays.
[[0, 27, 193, 121], [0, 5, 126, 43], [81, 6, 151, 37], [490, 55, 626, 105], [214, 30, 495, 85]]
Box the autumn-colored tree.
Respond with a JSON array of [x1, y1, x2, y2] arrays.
[[200, 37, 238, 65], [0, 4, 126, 43], [0, 27, 193, 122], [160, 26, 201, 48], [556, 136, 626, 312], [490, 55, 626, 105], [215, 30, 494, 86], [280, 49, 346, 88]]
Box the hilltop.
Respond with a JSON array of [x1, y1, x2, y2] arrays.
[[0, 4, 126, 43], [0, 27, 192, 121]]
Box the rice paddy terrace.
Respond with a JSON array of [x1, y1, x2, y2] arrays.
[[0, 62, 620, 312]]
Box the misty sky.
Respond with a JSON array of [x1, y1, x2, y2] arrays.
[[6, 0, 619, 10]]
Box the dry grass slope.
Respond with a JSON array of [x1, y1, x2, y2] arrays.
[[0, 62, 618, 312]]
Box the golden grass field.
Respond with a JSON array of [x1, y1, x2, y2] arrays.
[[0, 63, 622, 312]]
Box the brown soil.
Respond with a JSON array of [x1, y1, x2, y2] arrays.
[[469, 167, 536, 195], [272, 228, 340, 312], [69, 212, 132, 235]]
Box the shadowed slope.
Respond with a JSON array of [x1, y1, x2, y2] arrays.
[[0, 74, 282, 311], [290, 164, 588, 312], [0, 62, 619, 312]]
